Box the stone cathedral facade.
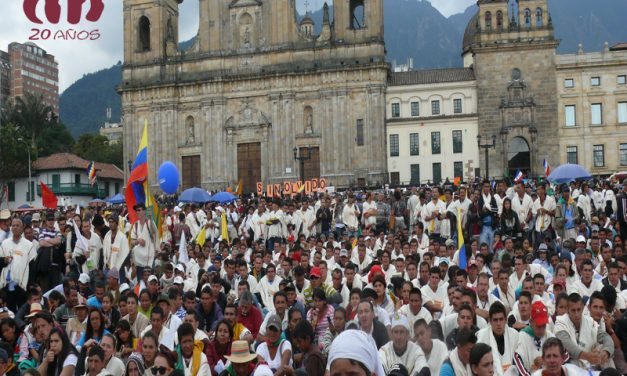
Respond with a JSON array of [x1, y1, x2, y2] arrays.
[[120, 0, 387, 193]]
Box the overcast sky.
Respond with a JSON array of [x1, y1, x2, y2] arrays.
[[0, 0, 473, 93]]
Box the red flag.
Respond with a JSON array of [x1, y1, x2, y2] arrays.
[[40, 181, 58, 209]]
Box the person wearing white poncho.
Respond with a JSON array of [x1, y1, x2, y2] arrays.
[[378, 313, 429, 376], [327, 329, 385, 376], [476, 301, 520, 376]]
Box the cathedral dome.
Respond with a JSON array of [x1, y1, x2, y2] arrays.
[[462, 12, 479, 54]]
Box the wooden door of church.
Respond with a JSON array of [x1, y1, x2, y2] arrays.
[[182, 155, 201, 189], [301, 147, 320, 180], [237, 143, 261, 194]]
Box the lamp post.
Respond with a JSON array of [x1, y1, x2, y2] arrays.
[[293, 147, 311, 182], [477, 134, 497, 179], [17, 138, 32, 205]]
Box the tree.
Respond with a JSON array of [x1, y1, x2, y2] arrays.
[[74, 133, 123, 169], [8, 93, 54, 145], [36, 122, 75, 157]]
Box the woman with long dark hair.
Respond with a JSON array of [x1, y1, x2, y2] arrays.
[[115, 319, 136, 362], [101, 292, 120, 333], [499, 197, 520, 240], [37, 328, 78, 376], [77, 308, 110, 350], [0, 317, 29, 364], [204, 319, 233, 375]]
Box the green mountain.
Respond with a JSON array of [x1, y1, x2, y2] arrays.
[[60, 0, 627, 136]]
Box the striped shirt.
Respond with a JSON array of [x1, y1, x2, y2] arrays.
[[38, 227, 59, 241]]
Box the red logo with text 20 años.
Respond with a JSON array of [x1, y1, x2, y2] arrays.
[[24, 0, 104, 41]]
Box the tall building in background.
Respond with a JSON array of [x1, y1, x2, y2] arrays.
[[463, 0, 559, 179], [0, 51, 10, 111], [7, 42, 59, 114]]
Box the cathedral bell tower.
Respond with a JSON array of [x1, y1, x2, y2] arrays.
[[333, 0, 384, 44], [123, 0, 183, 65]]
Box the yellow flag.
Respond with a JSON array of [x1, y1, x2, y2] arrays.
[[221, 212, 229, 244], [235, 179, 243, 196], [196, 227, 206, 247], [457, 207, 464, 251], [145, 182, 163, 242]]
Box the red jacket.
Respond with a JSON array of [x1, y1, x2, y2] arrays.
[[237, 306, 263, 339]]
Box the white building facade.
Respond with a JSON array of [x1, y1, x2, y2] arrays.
[[386, 69, 480, 186]]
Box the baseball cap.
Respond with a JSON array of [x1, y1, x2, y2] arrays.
[[445, 239, 455, 248], [468, 259, 478, 268], [173, 276, 184, 285], [391, 313, 410, 331], [310, 267, 322, 279], [537, 243, 548, 252], [266, 314, 282, 331], [156, 294, 170, 306], [148, 275, 158, 283], [340, 249, 349, 257], [0, 209, 11, 221], [531, 301, 549, 326], [32, 213, 41, 221], [175, 264, 185, 273], [553, 278, 566, 289], [576, 235, 586, 243], [79, 273, 90, 284], [119, 283, 130, 293], [388, 364, 409, 376], [439, 257, 450, 266], [591, 225, 600, 232]]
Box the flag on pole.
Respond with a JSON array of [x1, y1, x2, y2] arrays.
[[514, 169, 524, 184], [221, 212, 229, 244], [235, 179, 243, 196], [134, 279, 146, 297], [179, 231, 189, 263], [543, 159, 550, 177], [75, 203, 81, 216], [86, 161, 97, 186], [453, 177, 461, 186], [40, 181, 58, 209], [196, 227, 207, 247], [145, 186, 162, 241], [126, 121, 149, 223], [457, 207, 467, 271]]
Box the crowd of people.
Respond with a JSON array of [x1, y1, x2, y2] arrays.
[[0, 177, 626, 376]]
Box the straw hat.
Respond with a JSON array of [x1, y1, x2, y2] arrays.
[[25, 303, 43, 318], [225, 340, 257, 363]]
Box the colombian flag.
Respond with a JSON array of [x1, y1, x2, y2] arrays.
[[126, 122, 149, 223], [457, 207, 467, 271]]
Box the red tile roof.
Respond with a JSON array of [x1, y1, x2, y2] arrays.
[[33, 153, 123, 180]]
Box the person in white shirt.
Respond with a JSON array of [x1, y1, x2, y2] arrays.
[[378, 314, 428, 375], [102, 215, 130, 275], [0, 218, 36, 310], [421, 267, 448, 317], [512, 181, 533, 235], [342, 194, 360, 237], [399, 287, 432, 336], [407, 187, 421, 233], [130, 203, 157, 273], [532, 183, 556, 246], [567, 259, 603, 302], [362, 192, 378, 231], [100, 333, 125, 375], [185, 204, 207, 240], [413, 318, 448, 376], [297, 201, 316, 238], [73, 221, 102, 275], [476, 301, 520, 375], [422, 187, 446, 238]]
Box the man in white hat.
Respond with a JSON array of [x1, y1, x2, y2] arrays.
[[0, 218, 36, 311], [379, 313, 428, 376], [0, 209, 10, 243]]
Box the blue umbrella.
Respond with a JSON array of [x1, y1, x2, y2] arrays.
[[106, 193, 126, 204], [547, 163, 592, 184], [18, 204, 32, 209], [179, 187, 212, 203], [210, 191, 238, 204]]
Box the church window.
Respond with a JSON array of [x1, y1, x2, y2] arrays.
[[431, 132, 441, 155], [391, 103, 400, 118], [484, 12, 492, 30], [565, 105, 576, 127], [618, 75, 626, 85], [453, 99, 462, 114], [567, 146, 578, 164], [591, 77, 600, 86], [349, 0, 365, 30], [139, 16, 151, 52], [390, 134, 399, 157], [619, 102, 627, 123], [431, 100, 440, 115], [564, 79, 574, 88], [621, 144, 627, 166], [535, 8, 543, 27], [593, 145, 605, 167], [524, 9, 531, 28], [496, 11, 504, 29], [411, 102, 420, 117]]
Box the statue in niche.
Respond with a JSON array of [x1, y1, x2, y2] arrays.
[[243, 27, 251, 47], [166, 17, 174, 42], [304, 107, 314, 134], [186, 116, 195, 144]]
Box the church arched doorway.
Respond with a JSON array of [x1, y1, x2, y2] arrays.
[[507, 136, 530, 178]]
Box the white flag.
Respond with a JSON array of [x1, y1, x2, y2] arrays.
[[178, 231, 189, 263], [75, 204, 80, 216], [73, 219, 89, 253]]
